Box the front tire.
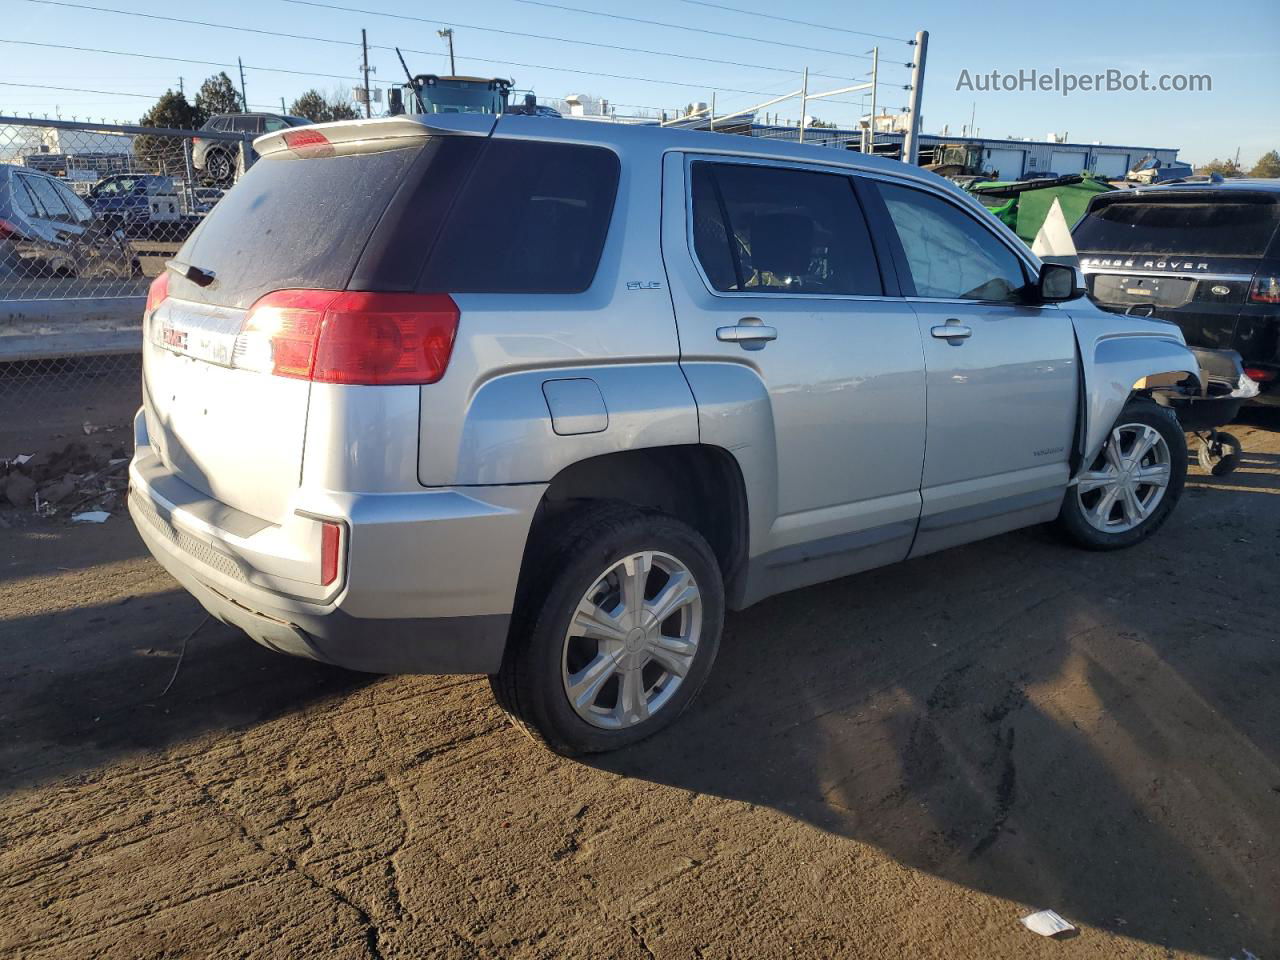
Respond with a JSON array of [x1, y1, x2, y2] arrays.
[[1056, 398, 1186, 550], [492, 503, 724, 756]]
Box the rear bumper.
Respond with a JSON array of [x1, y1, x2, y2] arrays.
[[128, 411, 544, 674]]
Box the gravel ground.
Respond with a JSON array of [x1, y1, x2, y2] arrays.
[[1, 413, 1277, 960]]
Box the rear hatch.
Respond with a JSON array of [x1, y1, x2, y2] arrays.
[[1072, 189, 1280, 351], [143, 120, 436, 523]]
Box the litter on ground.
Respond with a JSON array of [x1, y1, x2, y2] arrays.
[[1021, 909, 1077, 938]]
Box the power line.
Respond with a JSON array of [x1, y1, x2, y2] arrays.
[[19, 0, 370, 51], [0, 80, 157, 100], [672, 0, 911, 43], [279, 0, 893, 81], [12, 2, 905, 103], [0, 39, 365, 85], [485, 0, 898, 60]]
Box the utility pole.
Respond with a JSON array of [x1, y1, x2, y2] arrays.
[[902, 30, 928, 165], [361, 29, 372, 118], [237, 57, 248, 111], [280, 96, 287, 113], [798, 66, 809, 144], [969, 101, 976, 139], [178, 76, 184, 95], [867, 46, 878, 156], [438, 28, 455, 75]]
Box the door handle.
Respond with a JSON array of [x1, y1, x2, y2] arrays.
[[717, 317, 778, 351], [930, 319, 972, 342]]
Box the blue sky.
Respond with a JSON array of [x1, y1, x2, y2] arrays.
[[3, 0, 1277, 166]]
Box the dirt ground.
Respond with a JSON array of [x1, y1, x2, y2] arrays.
[[1, 402, 1277, 959]]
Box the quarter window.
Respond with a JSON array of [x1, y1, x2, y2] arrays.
[[417, 139, 619, 294], [22, 175, 71, 221], [11, 178, 40, 217], [878, 182, 1028, 302], [690, 161, 882, 296]]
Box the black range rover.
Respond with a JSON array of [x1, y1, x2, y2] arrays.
[[1073, 180, 1280, 404]]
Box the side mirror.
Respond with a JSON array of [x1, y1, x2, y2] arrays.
[[1036, 262, 1085, 303]]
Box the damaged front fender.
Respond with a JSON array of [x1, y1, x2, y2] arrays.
[[1066, 307, 1201, 469]]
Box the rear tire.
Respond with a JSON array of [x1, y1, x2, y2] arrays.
[[1055, 398, 1186, 551], [204, 149, 233, 186], [491, 502, 724, 756]]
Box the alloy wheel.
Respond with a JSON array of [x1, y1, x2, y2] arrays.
[[560, 551, 703, 730], [1075, 422, 1172, 533]]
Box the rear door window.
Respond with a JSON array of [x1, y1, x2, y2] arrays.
[[1073, 196, 1280, 257], [689, 161, 882, 295], [229, 116, 258, 133], [417, 139, 619, 294], [53, 181, 94, 224], [877, 182, 1029, 302]]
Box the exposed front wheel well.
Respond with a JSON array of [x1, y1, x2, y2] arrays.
[[1130, 368, 1202, 399], [519, 445, 750, 608]]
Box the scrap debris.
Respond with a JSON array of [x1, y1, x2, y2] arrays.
[[0, 441, 129, 524], [1020, 909, 1077, 939]]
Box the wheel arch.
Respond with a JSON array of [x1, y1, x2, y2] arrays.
[[1074, 330, 1201, 471], [518, 445, 752, 609]]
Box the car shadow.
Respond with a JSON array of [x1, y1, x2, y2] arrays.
[[590, 517, 1280, 955], [0, 586, 374, 794]]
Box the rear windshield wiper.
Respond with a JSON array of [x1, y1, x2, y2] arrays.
[[166, 260, 216, 287]]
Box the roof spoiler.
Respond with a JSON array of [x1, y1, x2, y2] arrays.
[[254, 114, 495, 158]]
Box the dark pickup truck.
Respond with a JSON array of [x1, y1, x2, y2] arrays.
[[1073, 180, 1280, 405]]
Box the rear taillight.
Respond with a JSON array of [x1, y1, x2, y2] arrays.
[[0, 217, 23, 240], [145, 271, 169, 314], [320, 520, 342, 587], [1244, 366, 1277, 383], [237, 290, 459, 385], [1248, 276, 1280, 304]]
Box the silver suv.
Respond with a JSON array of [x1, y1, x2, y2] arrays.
[[130, 115, 1202, 754], [192, 112, 311, 184]]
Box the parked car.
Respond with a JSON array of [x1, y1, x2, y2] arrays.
[[86, 174, 181, 225], [1127, 156, 1195, 185], [130, 115, 1203, 755], [0, 164, 138, 279], [1074, 180, 1280, 404], [192, 112, 311, 185]]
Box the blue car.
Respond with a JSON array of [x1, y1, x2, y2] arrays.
[[85, 175, 180, 225]]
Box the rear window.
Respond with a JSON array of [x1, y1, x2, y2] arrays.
[[171, 144, 423, 308], [1074, 196, 1280, 257], [417, 139, 619, 294]]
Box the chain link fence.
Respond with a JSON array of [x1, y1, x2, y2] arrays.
[[1, 117, 255, 427]]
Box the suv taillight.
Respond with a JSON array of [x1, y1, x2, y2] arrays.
[[0, 217, 23, 240], [145, 271, 169, 315], [1248, 276, 1280, 304], [237, 290, 459, 385]]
